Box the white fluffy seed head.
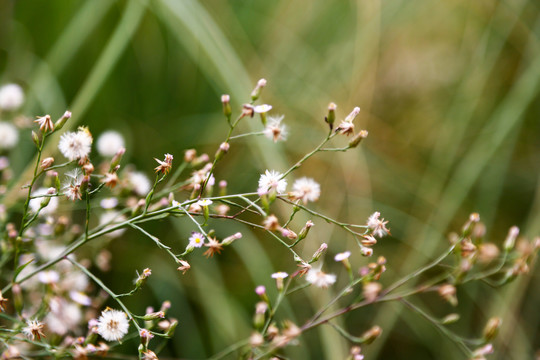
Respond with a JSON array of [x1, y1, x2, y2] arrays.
[[0, 122, 19, 149], [0, 83, 24, 111], [97, 131, 125, 157], [97, 309, 129, 342]]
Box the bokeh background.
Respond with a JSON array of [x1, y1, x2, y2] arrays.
[[1, 0, 539, 359]]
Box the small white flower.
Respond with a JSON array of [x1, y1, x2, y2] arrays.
[[197, 199, 213, 207], [58, 129, 93, 161], [367, 211, 390, 238], [254, 104, 272, 113], [291, 177, 320, 203], [38, 270, 60, 284], [128, 171, 151, 196], [271, 272, 288, 279], [189, 232, 205, 248], [0, 83, 24, 111], [258, 170, 287, 195], [334, 251, 351, 262], [46, 297, 82, 335], [263, 115, 288, 142], [70, 291, 92, 306], [306, 268, 336, 288], [97, 309, 130, 342], [0, 122, 19, 149], [29, 187, 59, 215], [100, 197, 118, 209], [97, 131, 125, 157]]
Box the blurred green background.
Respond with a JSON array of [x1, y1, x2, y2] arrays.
[[1, 0, 539, 359]]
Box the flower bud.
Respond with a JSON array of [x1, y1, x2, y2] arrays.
[[361, 325, 382, 344], [215, 142, 230, 161], [142, 311, 165, 321], [325, 102, 337, 130], [31, 130, 40, 147], [298, 220, 314, 241], [349, 130, 368, 148], [221, 94, 232, 117], [310, 243, 328, 262], [54, 110, 71, 131], [222, 232, 242, 246], [441, 313, 460, 324], [504, 226, 519, 251], [40, 157, 54, 170], [483, 317, 502, 341], [250, 78, 267, 101]]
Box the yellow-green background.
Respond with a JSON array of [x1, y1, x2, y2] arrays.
[[1, 0, 539, 359]]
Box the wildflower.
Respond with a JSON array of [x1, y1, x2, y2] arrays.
[[349, 129, 368, 148], [325, 102, 337, 129], [0, 83, 24, 111], [271, 272, 288, 291], [97, 131, 125, 157], [100, 197, 118, 209], [251, 78, 267, 101], [203, 237, 223, 258], [504, 226, 519, 251], [188, 232, 205, 248], [29, 187, 59, 215], [255, 286, 266, 296], [102, 172, 119, 188], [254, 104, 272, 113], [250, 332, 264, 347], [38, 270, 60, 284], [142, 350, 159, 360], [41, 157, 54, 170], [128, 171, 152, 196], [45, 298, 82, 335], [58, 128, 93, 161], [363, 282, 382, 302], [298, 220, 314, 241], [306, 268, 336, 288], [34, 115, 53, 132], [221, 94, 232, 117], [335, 107, 360, 136], [281, 228, 297, 240], [222, 232, 242, 246], [334, 251, 351, 262], [361, 234, 377, 247], [478, 243, 500, 264], [0, 122, 19, 150], [177, 259, 190, 274], [291, 177, 320, 203], [63, 169, 85, 201], [263, 215, 280, 231], [367, 211, 390, 238], [22, 319, 45, 340], [154, 153, 173, 174], [97, 309, 129, 342], [311, 243, 328, 262], [70, 291, 92, 306], [258, 170, 287, 195], [197, 199, 213, 207]]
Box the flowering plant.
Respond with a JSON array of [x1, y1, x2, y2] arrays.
[[0, 81, 537, 360]]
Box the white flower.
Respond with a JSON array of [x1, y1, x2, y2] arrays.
[[306, 268, 336, 288], [58, 129, 93, 161], [29, 187, 59, 215], [189, 232, 205, 248], [100, 197, 118, 209], [197, 199, 213, 207], [334, 251, 351, 262], [0, 122, 19, 149], [70, 291, 92, 306], [254, 104, 272, 113], [100, 211, 127, 238], [97, 309, 130, 342], [291, 177, 320, 203], [367, 211, 390, 238], [45, 297, 82, 335], [38, 270, 60, 284], [128, 171, 151, 196], [97, 130, 125, 157], [0, 83, 24, 111], [258, 170, 287, 195], [271, 272, 288, 279], [263, 115, 288, 142]]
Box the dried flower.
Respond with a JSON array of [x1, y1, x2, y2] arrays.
[[264, 115, 288, 142], [154, 153, 173, 174], [34, 115, 53, 132], [22, 319, 45, 340], [367, 211, 390, 238], [203, 237, 223, 258], [97, 309, 129, 342], [177, 260, 190, 274]]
